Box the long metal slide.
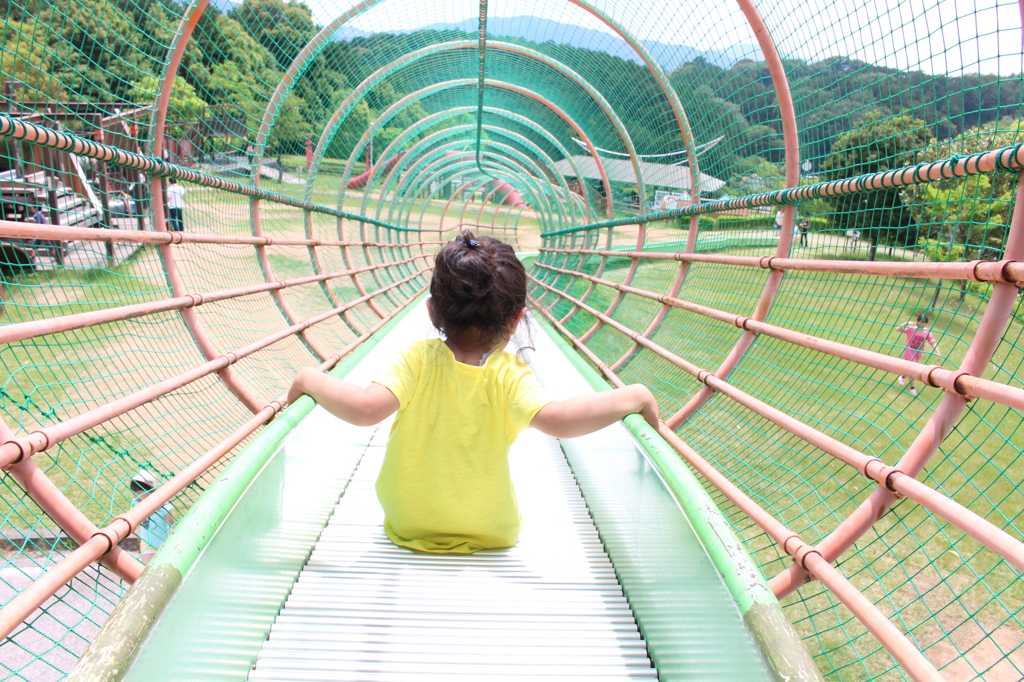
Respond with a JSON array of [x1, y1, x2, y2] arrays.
[[70, 302, 818, 682]]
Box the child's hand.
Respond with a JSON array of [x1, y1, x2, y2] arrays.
[[630, 384, 661, 430], [284, 368, 399, 425], [530, 384, 661, 438], [286, 367, 317, 406]]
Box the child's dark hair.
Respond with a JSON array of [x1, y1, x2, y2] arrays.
[[918, 313, 930, 325], [430, 229, 527, 348]]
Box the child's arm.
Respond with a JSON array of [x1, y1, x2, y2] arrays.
[[287, 367, 399, 426], [530, 384, 659, 438]]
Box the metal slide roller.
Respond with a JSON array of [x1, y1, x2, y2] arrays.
[[249, 427, 657, 681]]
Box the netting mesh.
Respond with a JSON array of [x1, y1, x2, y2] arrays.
[[1, 0, 1023, 678]]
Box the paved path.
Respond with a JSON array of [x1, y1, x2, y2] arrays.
[[0, 553, 129, 681]]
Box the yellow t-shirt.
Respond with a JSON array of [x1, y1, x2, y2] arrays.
[[373, 339, 551, 554]]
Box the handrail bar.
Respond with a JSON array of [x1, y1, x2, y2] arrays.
[[529, 274, 1024, 573], [533, 261, 1024, 412], [537, 246, 1024, 284], [0, 269, 428, 468], [0, 286, 426, 640], [540, 141, 1024, 235], [0, 255, 427, 345], [0, 220, 442, 249], [529, 299, 944, 682]]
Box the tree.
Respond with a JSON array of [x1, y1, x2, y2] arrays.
[[901, 117, 1022, 266], [267, 95, 313, 157], [235, 0, 317, 71], [904, 174, 1004, 256], [823, 112, 934, 260], [1, 0, 173, 103], [324, 100, 374, 160], [130, 76, 209, 137], [905, 176, 998, 304]]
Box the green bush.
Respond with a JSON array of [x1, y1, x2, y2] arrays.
[[716, 214, 775, 230], [807, 216, 829, 232], [967, 280, 994, 299], [918, 238, 965, 263], [673, 214, 719, 229], [676, 212, 826, 231]]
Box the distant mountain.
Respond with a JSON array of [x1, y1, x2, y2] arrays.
[[408, 16, 766, 70], [210, 6, 768, 70], [326, 15, 766, 70]]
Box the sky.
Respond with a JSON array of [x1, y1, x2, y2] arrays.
[[299, 0, 1024, 76]]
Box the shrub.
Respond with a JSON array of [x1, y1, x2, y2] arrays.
[[806, 216, 829, 232], [717, 214, 775, 230], [967, 280, 994, 299], [673, 214, 719, 229], [918, 238, 965, 263]]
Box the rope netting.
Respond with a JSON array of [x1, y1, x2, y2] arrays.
[[0, 0, 1022, 678]]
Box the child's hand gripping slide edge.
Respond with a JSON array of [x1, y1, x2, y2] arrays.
[[529, 383, 660, 438], [287, 367, 399, 426]]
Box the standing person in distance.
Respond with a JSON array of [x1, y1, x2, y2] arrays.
[[30, 204, 46, 227], [288, 230, 660, 554], [798, 219, 810, 247], [896, 313, 942, 397], [166, 177, 186, 232], [30, 204, 63, 265]]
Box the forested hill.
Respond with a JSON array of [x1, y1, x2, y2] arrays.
[[343, 29, 1023, 176], [668, 55, 1023, 174], [2, 0, 1020, 180]]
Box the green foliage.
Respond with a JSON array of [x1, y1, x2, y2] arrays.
[[267, 95, 313, 153], [967, 280, 994, 298], [364, 81, 431, 155], [129, 75, 209, 141], [805, 216, 829, 232], [902, 117, 1023, 258], [1, 0, 174, 102], [917, 238, 966, 263], [905, 176, 1003, 258], [323, 100, 373, 160], [196, 11, 282, 79], [823, 112, 934, 258], [670, 54, 1022, 180], [234, 0, 317, 71], [716, 214, 775, 230], [0, 0, 354, 156], [824, 112, 934, 177], [2, 0, 1019, 182], [725, 157, 786, 195]]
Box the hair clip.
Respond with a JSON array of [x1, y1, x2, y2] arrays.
[[459, 239, 479, 247]]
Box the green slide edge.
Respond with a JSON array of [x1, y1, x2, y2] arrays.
[[533, 313, 824, 682], [69, 294, 425, 682]]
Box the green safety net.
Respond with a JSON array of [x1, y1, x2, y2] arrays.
[[1, 0, 1022, 679]]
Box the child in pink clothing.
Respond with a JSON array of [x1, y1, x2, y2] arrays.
[[896, 314, 942, 396]]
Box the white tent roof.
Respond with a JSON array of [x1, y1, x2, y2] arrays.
[[553, 155, 725, 193]]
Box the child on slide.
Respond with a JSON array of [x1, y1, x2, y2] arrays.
[[896, 313, 942, 397], [288, 230, 659, 554]]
